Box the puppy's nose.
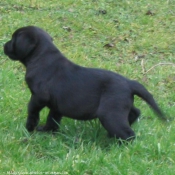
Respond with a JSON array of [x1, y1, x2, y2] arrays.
[[3, 43, 6, 49]]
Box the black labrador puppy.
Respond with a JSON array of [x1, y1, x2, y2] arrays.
[[4, 26, 167, 141]]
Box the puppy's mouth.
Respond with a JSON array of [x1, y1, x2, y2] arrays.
[[4, 41, 18, 60]]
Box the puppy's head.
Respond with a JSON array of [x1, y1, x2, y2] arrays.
[[4, 26, 53, 64]]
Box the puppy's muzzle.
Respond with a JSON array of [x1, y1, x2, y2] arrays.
[[4, 40, 17, 60]]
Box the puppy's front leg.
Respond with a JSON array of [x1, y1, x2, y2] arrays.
[[37, 110, 62, 132], [26, 95, 45, 132]]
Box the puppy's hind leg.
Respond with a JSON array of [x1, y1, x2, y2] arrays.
[[99, 112, 135, 142], [37, 109, 62, 132], [128, 106, 140, 126]]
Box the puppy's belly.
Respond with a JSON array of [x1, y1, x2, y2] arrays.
[[57, 96, 99, 120], [60, 107, 97, 120], [66, 113, 97, 121]]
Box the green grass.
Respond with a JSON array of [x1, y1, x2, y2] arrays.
[[0, 0, 175, 174]]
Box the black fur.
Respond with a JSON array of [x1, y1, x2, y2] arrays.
[[4, 26, 167, 141]]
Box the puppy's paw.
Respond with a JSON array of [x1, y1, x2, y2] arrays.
[[36, 125, 58, 132], [26, 122, 35, 132], [26, 117, 39, 132], [36, 125, 46, 132]]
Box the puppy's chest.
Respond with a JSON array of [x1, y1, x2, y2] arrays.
[[26, 77, 50, 100]]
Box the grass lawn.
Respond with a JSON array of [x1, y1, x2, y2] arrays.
[[0, 0, 175, 174]]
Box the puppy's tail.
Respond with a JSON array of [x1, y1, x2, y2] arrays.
[[130, 80, 168, 121]]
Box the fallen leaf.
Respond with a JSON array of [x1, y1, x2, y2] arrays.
[[98, 9, 107, 15], [135, 54, 146, 61], [63, 26, 71, 32], [103, 43, 115, 48], [145, 10, 155, 16]]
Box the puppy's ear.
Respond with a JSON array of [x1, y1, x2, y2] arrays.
[[15, 31, 37, 61]]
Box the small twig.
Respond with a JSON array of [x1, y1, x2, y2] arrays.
[[141, 59, 146, 73], [144, 62, 175, 74]]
